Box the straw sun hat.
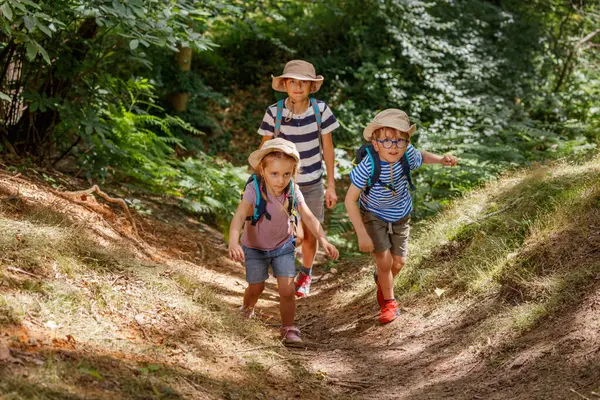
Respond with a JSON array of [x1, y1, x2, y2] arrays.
[[362, 109, 417, 141], [271, 60, 324, 93], [248, 138, 300, 170]]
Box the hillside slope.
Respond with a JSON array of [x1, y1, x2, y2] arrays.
[[1, 155, 600, 399]]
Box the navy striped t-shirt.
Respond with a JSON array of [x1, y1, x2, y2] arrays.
[[258, 99, 340, 186], [349, 144, 423, 222]]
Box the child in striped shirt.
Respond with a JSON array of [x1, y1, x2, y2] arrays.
[[345, 109, 458, 324], [258, 60, 340, 298]]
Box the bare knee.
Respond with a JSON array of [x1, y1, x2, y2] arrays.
[[392, 256, 406, 274], [277, 278, 295, 301], [278, 285, 295, 302], [375, 251, 393, 273], [302, 223, 317, 246], [247, 283, 265, 296]]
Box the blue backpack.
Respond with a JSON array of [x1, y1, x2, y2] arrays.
[[353, 144, 416, 195], [241, 174, 298, 227]]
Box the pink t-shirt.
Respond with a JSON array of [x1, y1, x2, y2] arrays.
[[241, 182, 305, 251]]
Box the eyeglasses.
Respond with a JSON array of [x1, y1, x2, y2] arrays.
[[376, 138, 409, 149]]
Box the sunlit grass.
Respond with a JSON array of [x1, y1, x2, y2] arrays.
[[0, 192, 338, 399]]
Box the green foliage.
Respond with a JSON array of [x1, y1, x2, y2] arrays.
[[70, 77, 247, 221], [1, 0, 599, 228], [192, 0, 599, 223]]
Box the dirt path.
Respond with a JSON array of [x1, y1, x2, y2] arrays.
[[255, 258, 600, 400], [1, 168, 599, 400]]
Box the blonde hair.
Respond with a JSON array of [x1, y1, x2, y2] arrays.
[[256, 151, 299, 210], [372, 126, 410, 141]]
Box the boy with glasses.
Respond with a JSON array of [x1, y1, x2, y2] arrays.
[[345, 109, 458, 324]]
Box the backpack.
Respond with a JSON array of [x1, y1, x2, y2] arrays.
[[353, 144, 416, 195], [274, 98, 323, 153], [241, 174, 299, 229]]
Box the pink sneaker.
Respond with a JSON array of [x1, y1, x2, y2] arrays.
[[280, 326, 302, 345], [239, 305, 255, 319], [295, 272, 312, 297]]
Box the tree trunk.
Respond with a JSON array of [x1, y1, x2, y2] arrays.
[[169, 46, 192, 112]]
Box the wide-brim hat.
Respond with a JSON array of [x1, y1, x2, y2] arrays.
[[272, 60, 324, 93], [363, 109, 417, 141], [248, 138, 300, 170]]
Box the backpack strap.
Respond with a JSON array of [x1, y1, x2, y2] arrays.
[[286, 180, 299, 239], [286, 180, 296, 215], [310, 98, 324, 157], [310, 98, 322, 134], [353, 144, 381, 196], [274, 99, 284, 137], [242, 174, 272, 225], [400, 153, 416, 191]]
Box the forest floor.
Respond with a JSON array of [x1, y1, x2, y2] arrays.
[[1, 160, 599, 400]]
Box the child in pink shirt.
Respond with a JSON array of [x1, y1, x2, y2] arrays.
[[228, 138, 339, 344]]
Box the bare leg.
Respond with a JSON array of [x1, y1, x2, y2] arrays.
[[375, 250, 394, 300], [391, 255, 406, 278], [301, 220, 318, 274], [243, 282, 265, 310], [277, 277, 296, 326]]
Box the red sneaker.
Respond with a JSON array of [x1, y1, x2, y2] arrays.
[[379, 300, 399, 324], [295, 272, 312, 297]]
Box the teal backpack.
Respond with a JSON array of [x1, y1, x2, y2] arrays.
[[241, 174, 298, 227], [352, 144, 416, 195]]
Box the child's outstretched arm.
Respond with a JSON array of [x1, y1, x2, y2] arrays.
[[228, 200, 253, 262], [420, 150, 459, 166], [345, 184, 375, 253], [297, 203, 339, 260]]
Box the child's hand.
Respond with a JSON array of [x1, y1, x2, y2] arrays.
[[319, 238, 339, 260], [325, 185, 338, 208], [441, 154, 459, 166], [357, 232, 375, 253], [228, 243, 245, 263]]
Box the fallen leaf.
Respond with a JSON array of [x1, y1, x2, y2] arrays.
[[434, 288, 446, 297]]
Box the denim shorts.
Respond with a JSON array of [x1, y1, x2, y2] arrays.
[[242, 239, 296, 284]]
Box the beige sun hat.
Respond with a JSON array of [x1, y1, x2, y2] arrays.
[[271, 60, 324, 93], [363, 109, 417, 141], [248, 138, 300, 170]]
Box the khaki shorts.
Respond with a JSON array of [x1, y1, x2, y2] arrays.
[[299, 180, 324, 222], [361, 210, 411, 256]]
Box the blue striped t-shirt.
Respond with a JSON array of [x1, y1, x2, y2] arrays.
[[349, 144, 423, 222], [258, 99, 339, 186]]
